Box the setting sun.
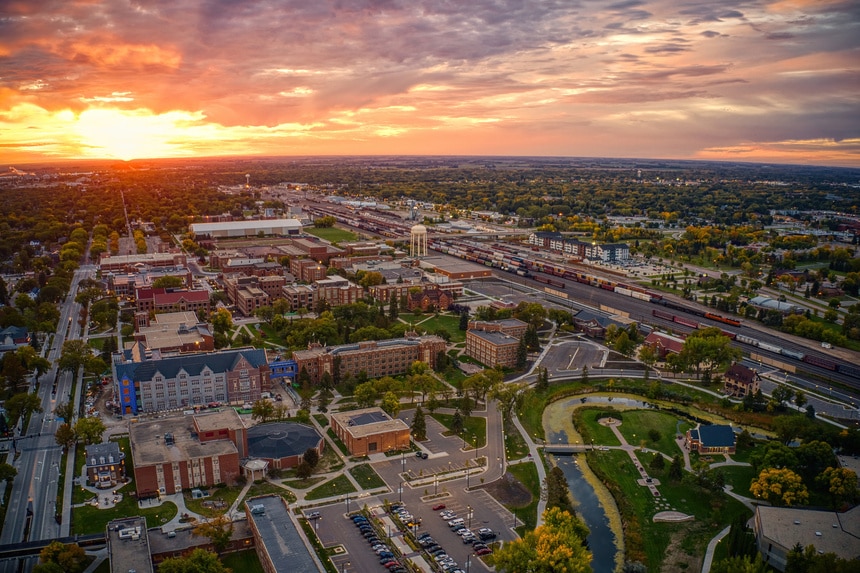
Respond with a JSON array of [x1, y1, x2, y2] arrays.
[[74, 108, 203, 160]]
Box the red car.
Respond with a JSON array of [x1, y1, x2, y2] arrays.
[[476, 548, 492, 556], [432, 503, 446, 511]]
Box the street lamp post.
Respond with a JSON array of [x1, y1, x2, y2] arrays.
[[466, 555, 471, 573], [341, 561, 350, 573], [434, 475, 438, 496], [399, 481, 403, 503], [401, 451, 405, 473], [468, 506, 473, 529], [466, 461, 470, 490], [345, 493, 350, 514], [473, 434, 478, 460]]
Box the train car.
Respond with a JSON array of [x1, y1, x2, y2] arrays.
[[599, 283, 615, 291], [757, 341, 783, 354], [736, 334, 759, 346], [780, 348, 805, 360], [704, 312, 742, 327], [615, 287, 633, 297], [801, 354, 838, 371], [751, 352, 797, 374], [720, 330, 738, 340], [837, 363, 860, 379], [534, 275, 565, 289], [652, 309, 674, 321], [631, 291, 653, 302], [673, 315, 700, 329]]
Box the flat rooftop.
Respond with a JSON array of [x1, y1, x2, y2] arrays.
[[331, 407, 410, 439], [130, 414, 237, 467], [247, 495, 319, 572], [108, 517, 153, 573], [757, 505, 860, 560]]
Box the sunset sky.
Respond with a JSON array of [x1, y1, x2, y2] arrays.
[[1, 0, 858, 166]]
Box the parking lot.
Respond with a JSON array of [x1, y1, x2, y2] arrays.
[[312, 408, 517, 573]]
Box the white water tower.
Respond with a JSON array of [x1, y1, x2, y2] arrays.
[[245, 174, 250, 187], [410, 224, 428, 258]]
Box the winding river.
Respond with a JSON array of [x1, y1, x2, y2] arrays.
[[543, 394, 655, 573]]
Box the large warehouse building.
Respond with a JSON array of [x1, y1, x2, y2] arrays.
[[189, 219, 303, 239]]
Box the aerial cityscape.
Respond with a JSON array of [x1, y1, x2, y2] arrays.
[[1, 2, 860, 573], [0, 156, 858, 573]]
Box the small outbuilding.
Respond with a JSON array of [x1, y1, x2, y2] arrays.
[[685, 424, 736, 454]]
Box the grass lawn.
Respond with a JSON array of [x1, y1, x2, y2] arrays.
[[720, 465, 757, 496], [87, 338, 105, 351], [221, 549, 265, 573], [412, 314, 466, 343], [430, 413, 487, 448], [304, 226, 358, 243], [305, 474, 357, 501], [505, 461, 540, 533], [613, 410, 690, 457], [729, 445, 758, 464], [503, 418, 530, 461], [239, 482, 297, 510], [73, 494, 178, 534], [314, 413, 329, 427], [183, 484, 244, 517], [326, 428, 351, 456], [92, 559, 111, 573], [282, 476, 326, 489], [349, 463, 387, 490], [587, 449, 751, 571], [572, 407, 622, 447]]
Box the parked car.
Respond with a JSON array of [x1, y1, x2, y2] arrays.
[[476, 547, 492, 556], [432, 503, 446, 511], [415, 451, 428, 459]]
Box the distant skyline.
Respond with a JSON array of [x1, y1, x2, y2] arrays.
[[1, 1, 858, 167]]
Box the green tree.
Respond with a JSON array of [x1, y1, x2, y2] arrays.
[[650, 453, 666, 472], [545, 466, 575, 514], [459, 311, 469, 331], [490, 381, 528, 422], [492, 506, 591, 573], [57, 340, 91, 377], [816, 467, 858, 508], [251, 399, 275, 423], [159, 548, 231, 573], [295, 460, 313, 479], [152, 276, 185, 289], [5, 392, 42, 424], [1, 351, 28, 394], [33, 541, 87, 573], [669, 454, 684, 481], [354, 381, 378, 408], [709, 555, 768, 573], [676, 327, 741, 384], [516, 336, 528, 370], [303, 447, 320, 469], [450, 409, 464, 435], [192, 515, 234, 554], [380, 391, 401, 417], [411, 405, 427, 441], [54, 423, 76, 452], [750, 467, 809, 506], [74, 417, 106, 445], [211, 308, 233, 335], [0, 463, 17, 483]]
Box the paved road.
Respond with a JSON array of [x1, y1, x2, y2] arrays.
[[0, 265, 91, 573]]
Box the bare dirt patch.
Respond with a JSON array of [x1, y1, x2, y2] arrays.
[[478, 472, 532, 507]]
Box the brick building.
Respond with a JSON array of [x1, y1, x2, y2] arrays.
[[135, 287, 210, 316], [132, 311, 215, 355], [85, 442, 126, 489], [113, 347, 270, 415], [129, 409, 247, 497], [313, 276, 365, 307], [281, 285, 315, 312], [406, 286, 453, 311], [292, 335, 446, 385], [99, 252, 187, 273], [464, 319, 528, 369], [330, 407, 411, 456], [723, 362, 760, 398], [289, 258, 328, 283]]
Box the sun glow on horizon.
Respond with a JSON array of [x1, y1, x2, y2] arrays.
[[74, 108, 207, 160]]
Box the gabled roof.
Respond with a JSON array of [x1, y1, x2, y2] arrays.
[[645, 331, 685, 354], [725, 362, 757, 384], [115, 348, 268, 382]]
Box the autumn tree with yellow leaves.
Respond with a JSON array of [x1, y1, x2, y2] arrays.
[[491, 507, 591, 573], [750, 467, 809, 507]]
